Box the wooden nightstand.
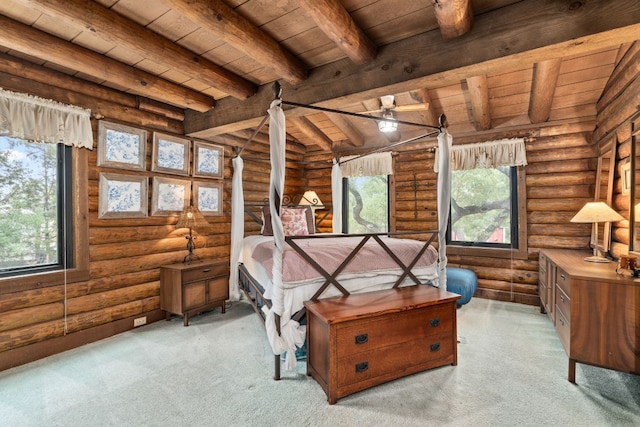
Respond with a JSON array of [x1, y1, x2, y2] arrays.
[[160, 260, 229, 326]]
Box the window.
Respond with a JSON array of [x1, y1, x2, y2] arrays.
[[0, 137, 73, 277], [448, 166, 518, 248], [343, 175, 389, 233]]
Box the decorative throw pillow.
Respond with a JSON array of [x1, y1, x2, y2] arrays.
[[262, 206, 314, 236]]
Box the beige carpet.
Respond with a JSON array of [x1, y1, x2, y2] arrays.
[[0, 297, 638, 426]]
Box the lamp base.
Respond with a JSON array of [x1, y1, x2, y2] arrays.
[[583, 255, 610, 263]]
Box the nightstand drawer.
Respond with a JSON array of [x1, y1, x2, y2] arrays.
[[182, 263, 226, 283]]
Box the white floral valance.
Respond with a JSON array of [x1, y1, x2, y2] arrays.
[[434, 138, 526, 172], [340, 152, 393, 177], [0, 88, 93, 149]]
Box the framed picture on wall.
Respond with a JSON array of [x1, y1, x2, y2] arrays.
[[151, 132, 191, 176], [98, 173, 148, 219], [97, 121, 147, 171], [193, 181, 223, 216], [151, 177, 191, 216], [193, 141, 224, 179]]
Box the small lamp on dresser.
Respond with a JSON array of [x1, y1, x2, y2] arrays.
[[570, 201, 624, 263], [175, 205, 210, 264]]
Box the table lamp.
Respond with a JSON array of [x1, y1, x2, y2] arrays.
[[570, 201, 624, 262], [175, 205, 210, 264]]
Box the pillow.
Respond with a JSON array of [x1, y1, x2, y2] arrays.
[[262, 206, 315, 236]]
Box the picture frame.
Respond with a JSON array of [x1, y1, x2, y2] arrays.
[[151, 176, 191, 216], [151, 132, 191, 176], [193, 181, 223, 216], [193, 141, 224, 179], [98, 172, 148, 219], [97, 121, 147, 171]]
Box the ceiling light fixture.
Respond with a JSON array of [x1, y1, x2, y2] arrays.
[[378, 111, 398, 133]]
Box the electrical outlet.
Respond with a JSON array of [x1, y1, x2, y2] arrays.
[[133, 316, 146, 327]]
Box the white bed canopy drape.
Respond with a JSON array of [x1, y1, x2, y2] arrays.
[[0, 88, 93, 149], [229, 155, 244, 301]]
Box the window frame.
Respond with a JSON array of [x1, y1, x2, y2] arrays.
[[446, 165, 528, 260], [0, 147, 89, 294]]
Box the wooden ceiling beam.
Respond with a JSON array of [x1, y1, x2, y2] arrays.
[[529, 58, 562, 123], [163, 0, 307, 85], [295, 0, 377, 65], [21, 0, 256, 100], [410, 88, 439, 128], [430, 0, 473, 39], [184, 0, 640, 137], [288, 116, 334, 152], [0, 15, 213, 112], [466, 74, 491, 130], [327, 113, 365, 147]]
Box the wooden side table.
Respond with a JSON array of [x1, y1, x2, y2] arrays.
[[160, 260, 229, 326]]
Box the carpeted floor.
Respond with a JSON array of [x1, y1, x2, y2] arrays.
[[0, 297, 638, 426]]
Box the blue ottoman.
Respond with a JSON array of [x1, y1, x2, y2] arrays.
[[446, 267, 478, 307]]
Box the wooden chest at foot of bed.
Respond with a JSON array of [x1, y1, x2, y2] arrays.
[[304, 285, 460, 404]]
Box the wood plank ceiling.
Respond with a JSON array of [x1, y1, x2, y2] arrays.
[[0, 0, 639, 154]]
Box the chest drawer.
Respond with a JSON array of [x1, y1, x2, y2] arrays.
[[337, 330, 454, 388], [335, 304, 453, 358], [555, 305, 570, 353]]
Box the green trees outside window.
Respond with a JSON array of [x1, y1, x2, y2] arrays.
[[344, 175, 388, 233], [449, 166, 517, 247], [0, 137, 71, 274]]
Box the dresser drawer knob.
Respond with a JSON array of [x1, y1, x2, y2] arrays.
[[430, 343, 441, 352], [202, 269, 211, 273], [355, 361, 368, 373], [429, 318, 441, 327], [560, 295, 565, 303], [355, 333, 368, 344]]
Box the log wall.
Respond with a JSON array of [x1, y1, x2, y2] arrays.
[[0, 64, 306, 371]]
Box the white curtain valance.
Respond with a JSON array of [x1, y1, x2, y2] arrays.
[[434, 138, 527, 172], [340, 152, 393, 177], [0, 88, 93, 149]]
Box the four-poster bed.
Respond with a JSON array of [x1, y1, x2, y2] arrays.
[[229, 83, 453, 380]]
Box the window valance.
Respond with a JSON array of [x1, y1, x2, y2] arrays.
[[434, 138, 527, 172], [0, 88, 93, 149], [340, 152, 393, 177]]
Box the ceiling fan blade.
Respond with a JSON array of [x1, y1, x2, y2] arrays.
[[394, 102, 430, 112], [358, 108, 383, 114]]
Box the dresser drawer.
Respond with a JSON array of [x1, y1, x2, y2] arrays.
[[555, 305, 570, 353], [182, 263, 227, 283], [335, 305, 453, 357], [208, 277, 229, 300], [337, 331, 455, 388], [539, 252, 548, 286], [555, 267, 571, 297], [555, 285, 570, 319]]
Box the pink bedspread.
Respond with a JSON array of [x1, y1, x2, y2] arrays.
[[251, 236, 438, 283]]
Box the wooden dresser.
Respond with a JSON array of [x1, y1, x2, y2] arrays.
[[160, 260, 229, 326], [304, 285, 460, 404], [538, 249, 640, 382]]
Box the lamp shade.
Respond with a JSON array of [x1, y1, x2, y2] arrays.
[[570, 201, 624, 223], [175, 205, 210, 231], [299, 190, 324, 208]]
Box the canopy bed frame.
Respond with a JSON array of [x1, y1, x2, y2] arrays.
[[229, 82, 453, 379]]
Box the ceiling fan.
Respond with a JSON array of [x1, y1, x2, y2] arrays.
[[361, 95, 430, 115], [360, 95, 430, 133]]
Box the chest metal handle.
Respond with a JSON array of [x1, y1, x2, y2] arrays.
[[430, 342, 441, 352], [355, 333, 368, 344], [430, 318, 441, 327], [355, 361, 369, 373]]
